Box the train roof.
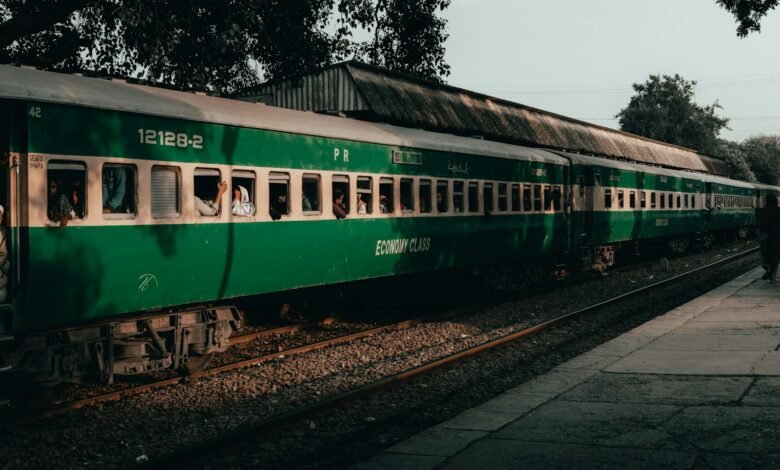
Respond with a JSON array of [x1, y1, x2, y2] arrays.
[[0, 65, 568, 167], [553, 151, 700, 180]]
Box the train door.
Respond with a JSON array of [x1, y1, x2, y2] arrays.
[[571, 166, 593, 270], [0, 103, 9, 308]]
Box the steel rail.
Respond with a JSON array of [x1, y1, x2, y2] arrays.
[[145, 246, 760, 469]]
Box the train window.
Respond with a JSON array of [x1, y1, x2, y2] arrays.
[[333, 175, 350, 215], [102, 164, 136, 218], [650, 192, 657, 209], [419, 179, 432, 213], [523, 185, 531, 212], [380, 177, 395, 213], [604, 188, 613, 209], [357, 176, 373, 215], [552, 186, 562, 211], [543, 185, 552, 211], [617, 190, 624, 209], [533, 185, 542, 211], [232, 170, 256, 217], [577, 176, 585, 197], [269, 172, 290, 219], [691, 194, 696, 209], [676, 194, 681, 209], [484, 183, 495, 213], [468, 182, 480, 213], [151, 165, 181, 219], [640, 191, 646, 209], [668, 193, 674, 209], [511, 184, 521, 212], [48, 161, 87, 222], [684, 194, 689, 209], [498, 183, 508, 212], [660, 192, 665, 209], [400, 178, 414, 213], [436, 180, 448, 213], [194, 167, 222, 217], [629, 191, 636, 209], [302, 174, 321, 214], [453, 181, 464, 213]]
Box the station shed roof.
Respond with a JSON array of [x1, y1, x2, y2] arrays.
[[236, 61, 732, 177]]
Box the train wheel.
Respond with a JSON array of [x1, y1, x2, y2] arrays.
[[182, 353, 212, 374]]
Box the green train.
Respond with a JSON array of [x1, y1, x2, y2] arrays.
[[0, 65, 776, 385]]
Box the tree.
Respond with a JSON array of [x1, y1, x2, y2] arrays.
[[741, 136, 780, 184], [338, 0, 450, 82], [0, 0, 451, 93], [717, 0, 779, 37], [714, 140, 757, 182], [616, 74, 730, 155]]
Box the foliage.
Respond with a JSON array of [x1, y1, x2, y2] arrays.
[[0, 0, 451, 93], [338, 0, 450, 82], [741, 135, 780, 184], [716, 0, 778, 37], [616, 74, 730, 155], [713, 140, 757, 182]]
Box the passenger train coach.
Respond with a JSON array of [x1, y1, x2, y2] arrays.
[[0, 65, 776, 386]]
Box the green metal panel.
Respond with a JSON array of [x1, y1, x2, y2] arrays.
[[588, 210, 704, 245], [18, 213, 566, 330]]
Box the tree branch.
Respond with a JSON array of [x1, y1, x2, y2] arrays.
[[0, 0, 93, 49]]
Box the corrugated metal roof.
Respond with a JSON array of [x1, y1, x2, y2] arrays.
[[240, 61, 731, 176]]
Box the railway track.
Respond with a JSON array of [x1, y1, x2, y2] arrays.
[[146, 246, 760, 468]]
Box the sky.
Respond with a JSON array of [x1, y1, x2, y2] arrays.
[[441, 0, 780, 142]]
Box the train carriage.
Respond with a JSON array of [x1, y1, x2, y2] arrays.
[[0, 65, 571, 384]]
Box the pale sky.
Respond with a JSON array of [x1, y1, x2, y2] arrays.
[[442, 0, 780, 142]]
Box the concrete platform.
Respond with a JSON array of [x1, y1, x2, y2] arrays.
[[355, 268, 780, 469]]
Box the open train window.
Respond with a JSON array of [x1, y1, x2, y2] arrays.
[[650, 192, 657, 209], [629, 191, 636, 209], [691, 194, 696, 209], [577, 176, 585, 197], [511, 184, 521, 212], [640, 191, 646, 209], [380, 177, 394, 213], [301, 174, 320, 214], [498, 183, 508, 212], [103, 164, 136, 218], [617, 190, 624, 209], [436, 180, 448, 213], [533, 185, 542, 211], [523, 185, 531, 212], [668, 193, 674, 209], [357, 176, 372, 215], [552, 186, 562, 211], [151, 165, 181, 219], [543, 185, 552, 211], [453, 181, 464, 213], [660, 192, 665, 209], [684, 194, 689, 209], [484, 183, 494, 213], [333, 175, 350, 214], [232, 170, 256, 217], [194, 167, 222, 217], [48, 161, 87, 223], [468, 182, 479, 213], [269, 172, 290, 219], [676, 194, 681, 209], [400, 178, 413, 213], [604, 188, 613, 209], [419, 179, 432, 213]]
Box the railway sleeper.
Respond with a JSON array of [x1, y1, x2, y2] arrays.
[[0, 306, 240, 387]]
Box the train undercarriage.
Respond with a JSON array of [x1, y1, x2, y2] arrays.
[[0, 306, 240, 386]]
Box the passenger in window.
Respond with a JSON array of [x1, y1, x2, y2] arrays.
[[436, 192, 445, 212], [357, 194, 368, 214], [333, 190, 347, 219], [48, 179, 73, 226], [302, 192, 313, 212], [102, 166, 127, 213], [71, 180, 85, 219], [231, 185, 255, 216], [379, 195, 390, 213], [270, 194, 287, 220], [196, 181, 227, 216]]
